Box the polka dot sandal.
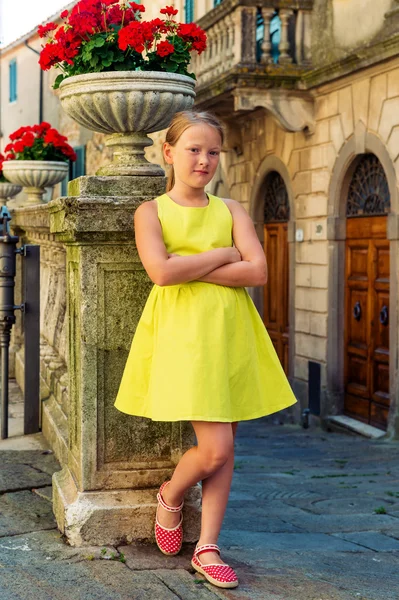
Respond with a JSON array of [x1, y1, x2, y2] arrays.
[[191, 543, 238, 589], [155, 481, 184, 556]]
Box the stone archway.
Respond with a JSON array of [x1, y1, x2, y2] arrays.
[[249, 155, 296, 382], [327, 126, 399, 437]]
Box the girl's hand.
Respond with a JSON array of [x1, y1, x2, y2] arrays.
[[168, 253, 180, 258]]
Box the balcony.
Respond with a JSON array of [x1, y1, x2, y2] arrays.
[[192, 0, 315, 134]]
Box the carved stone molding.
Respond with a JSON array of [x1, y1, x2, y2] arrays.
[[233, 89, 315, 134]]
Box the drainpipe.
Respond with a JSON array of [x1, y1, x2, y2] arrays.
[[24, 41, 43, 123]]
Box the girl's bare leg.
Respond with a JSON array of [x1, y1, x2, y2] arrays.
[[158, 422, 238, 566]]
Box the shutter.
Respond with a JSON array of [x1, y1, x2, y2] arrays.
[[61, 145, 86, 196], [184, 0, 194, 22], [9, 60, 17, 102]]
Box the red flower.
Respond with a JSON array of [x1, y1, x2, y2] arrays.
[[13, 141, 25, 154], [118, 20, 155, 52], [68, 11, 99, 37], [107, 4, 123, 25], [129, 2, 145, 12], [156, 40, 174, 57], [21, 132, 35, 148], [177, 22, 207, 53], [4, 143, 14, 152], [160, 6, 178, 16], [38, 22, 57, 38], [60, 9, 69, 19], [9, 126, 30, 141], [39, 42, 65, 70]]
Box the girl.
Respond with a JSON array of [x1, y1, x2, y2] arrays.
[[114, 110, 297, 589]]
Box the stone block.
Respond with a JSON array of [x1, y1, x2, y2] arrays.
[[296, 195, 328, 219], [295, 287, 328, 312], [315, 93, 338, 120], [311, 170, 330, 194], [338, 87, 354, 139], [294, 355, 309, 380], [266, 118, 276, 152], [295, 310, 311, 333], [352, 79, 370, 127], [387, 68, 399, 99], [53, 467, 201, 547], [387, 125, 399, 161], [295, 265, 311, 287], [369, 73, 387, 132], [282, 132, 294, 165], [293, 171, 312, 196], [296, 333, 327, 361], [288, 150, 300, 178], [379, 97, 399, 142], [310, 264, 328, 288], [309, 312, 328, 337], [314, 119, 330, 145]]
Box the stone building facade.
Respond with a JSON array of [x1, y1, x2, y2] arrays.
[[2, 0, 399, 439]]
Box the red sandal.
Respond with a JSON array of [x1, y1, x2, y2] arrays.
[[191, 543, 238, 589], [155, 481, 184, 556]]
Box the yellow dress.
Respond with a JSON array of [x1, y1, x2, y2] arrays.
[[114, 193, 297, 422]]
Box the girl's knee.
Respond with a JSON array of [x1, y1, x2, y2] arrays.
[[200, 445, 233, 474]]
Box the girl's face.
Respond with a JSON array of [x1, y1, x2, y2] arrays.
[[163, 124, 222, 190]]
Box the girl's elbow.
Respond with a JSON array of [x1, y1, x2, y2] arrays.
[[256, 265, 268, 286]]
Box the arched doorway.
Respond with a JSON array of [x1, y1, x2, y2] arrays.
[[344, 154, 390, 430], [263, 171, 290, 374]]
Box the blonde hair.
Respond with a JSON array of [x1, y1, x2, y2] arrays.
[[164, 110, 224, 192]]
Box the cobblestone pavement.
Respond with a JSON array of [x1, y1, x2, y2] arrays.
[[0, 408, 398, 599]]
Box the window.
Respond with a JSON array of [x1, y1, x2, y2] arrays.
[[185, 0, 194, 22], [61, 145, 86, 196], [9, 59, 17, 102], [214, 0, 223, 5]]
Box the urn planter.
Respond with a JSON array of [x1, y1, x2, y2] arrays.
[[0, 182, 23, 208], [58, 71, 196, 177], [2, 160, 69, 206]]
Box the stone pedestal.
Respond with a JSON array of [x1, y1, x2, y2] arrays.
[[48, 176, 201, 546]]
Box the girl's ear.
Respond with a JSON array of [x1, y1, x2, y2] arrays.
[[163, 142, 173, 165]]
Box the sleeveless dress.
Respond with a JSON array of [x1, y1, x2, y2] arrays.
[[114, 193, 297, 422]]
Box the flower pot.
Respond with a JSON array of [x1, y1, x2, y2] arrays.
[[58, 71, 196, 177], [0, 182, 23, 208], [2, 160, 69, 206]]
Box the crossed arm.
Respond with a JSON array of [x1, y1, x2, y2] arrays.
[[134, 198, 267, 288]]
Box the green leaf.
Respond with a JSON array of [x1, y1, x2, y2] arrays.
[[94, 36, 106, 47], [53, 73, 65, 90]]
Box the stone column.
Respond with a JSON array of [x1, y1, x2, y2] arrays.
[[49, 175, 201, 546]]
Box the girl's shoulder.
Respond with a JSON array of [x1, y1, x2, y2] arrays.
[[216, 196, 241, 216]]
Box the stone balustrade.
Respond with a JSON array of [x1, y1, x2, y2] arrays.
[[192, 0, 313, 89]]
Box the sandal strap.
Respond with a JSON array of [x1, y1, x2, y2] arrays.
[[195, 544, 220, 557], [157, 486, 184, 513]]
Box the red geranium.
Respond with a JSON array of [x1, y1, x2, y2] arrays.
[[38, 22, 58, 38], [0, 152, 15, 182], [5, 123, 77, 163], [38, 1, 206, 86], [160, 6, 178, 17], [156, 40, 174, 57]]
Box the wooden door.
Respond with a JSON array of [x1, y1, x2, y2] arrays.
[[263, 222, 289, 374], [344, 216, 390, 430]]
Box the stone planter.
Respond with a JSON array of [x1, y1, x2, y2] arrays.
[[2, 160, 69, 206], [0, 182, 23, 209], [58, 71, 196, 177]]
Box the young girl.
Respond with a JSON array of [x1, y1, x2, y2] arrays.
[[114, 110, 297, 589]]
